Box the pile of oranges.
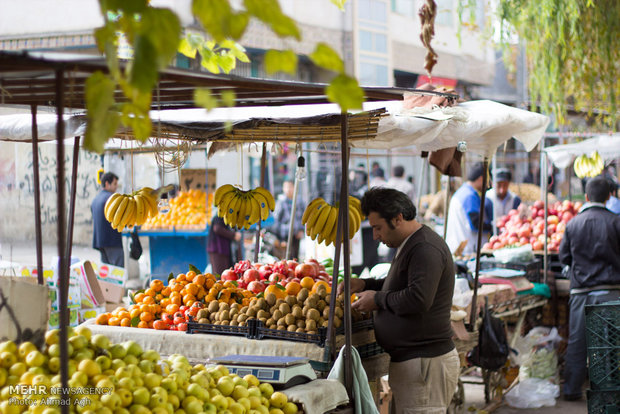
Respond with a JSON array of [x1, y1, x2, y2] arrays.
[[95, 270, 255, 329], [141, 190, 213, 230]]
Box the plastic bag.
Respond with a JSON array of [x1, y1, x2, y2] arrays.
[[468, 298, 509, 370], [493, 244, 534, 263], [505, 377, 559, 408], [452, 277, 472, 308], [512, 327, 562, 382]]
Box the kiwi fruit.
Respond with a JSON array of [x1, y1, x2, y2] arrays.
[[287, 325, 297, 332], [229, 308, 239, 318], [279, 303, 291, 315], [230, 320, 238, 326], [240, 306, 249, 314], [220, 310, 230, 321], [256, 298, 267, 310], [318, 317, 325, 326], [220, 320, 230, 326], [219, 302, 230, 311], [284, 314, 296, 326], [302, 305, 310, 317], [297, 288, 309, 303], [292, 306, 303, 319], [325, 295, 331, 304], [257, 310, 270, 320], [237, 314, 248, 323], [322, 307, 330, 318], [246, 307, 257, 318], [265, 293, 277, 306], [259, 317, 268, 324], [239, 321, 246, 326], [307, 308, 320, 321], [197, 309, 209, 320], [307, 330, 317, 335], [305, 319, 317, 331], [198, 318, 209, 324], [208, 302, 219, 313], [277, 317, 287, 327], [277, 325, 286, 330], [275, 298, 285, 307], [316, 300, 327, 312], [285, 296, 297, 307], [333, 316, 342, 328], [305, 297, 318, 309], [296, 319, 306, 329], [321, 320, 329, 328], [335, 307, 343, 318], [266, 318, 275, 327], [296, 328, 305, 333], [271, 309, 282, 320]]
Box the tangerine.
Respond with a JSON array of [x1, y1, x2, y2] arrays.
[[95, 314, 109, 325], [142, 296, 155, 305], [120, 318, 131, 327], [137, 321, 148, 329], [150, 279, 164, 292], [166, 304, 179, 314], [300, 277, 315, 290], [176, 274, 187, 282], [108, 317, 120, 326], [144, 288, 156, 297], [134, 293, 146, 303], [186, 271, 196, 281], [153, 320, 168, 330], [140, 312, 153, 322], [130, 308, 141, 319], [265, 284, 286, 299], [285, 281, 302, 296], [193, 274, 206, 287], [312, 280, 331, 293]]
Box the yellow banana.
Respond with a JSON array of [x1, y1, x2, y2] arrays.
[[214, 184, 236, 207], [328, 212, 341, 246], [247, 194, 261, 226], [111, 196, 129, 229], [253, 187, 275, 211], [311, 204, 332, 240], [218, 190, 238, 218], [320, 206, 338, 244], [302, 197, 325, 224], [104, 193, 123, 222], [305, 201, 327, 236], [251, 191, 271, 221], [138, 188, 159, 218], [224, 194, 242, 227], [348, 207, 360, 239], [133, 194, 146, 225], [118, 197, 136, 229], [235, 194, 249, 229]]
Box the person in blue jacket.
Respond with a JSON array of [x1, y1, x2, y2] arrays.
[[91, 172, 124, 267]]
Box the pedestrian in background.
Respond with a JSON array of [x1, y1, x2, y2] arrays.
[[207, 214, 241, 274], [486, 168, 521, 230], [91, 172, 124, 267], [385, 165, 415, 202], [271, 180, 305, 260], [559, 176, 620, 400]]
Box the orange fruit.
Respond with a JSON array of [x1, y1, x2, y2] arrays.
[[144, 288, 156, 297], [196, 287, 206, 300], [186, 271, 196, 282], [130, 308, 141, 319], [312, 280, 331, 294], [137, 321, 148, 329], [161, 287, 172, 297], [171, 296, 182, 306], [166, 304, 179, 314], [265, 284, 286, 300], [95, 314, 109, 325], [140, 312, 153, 322], [117, 311, 130, 320], [108, 317, 120, 326], [155, 294, 164, 302], [185, 283, 199, 296], [120, 318, 131, 327], [134, 293, 146, 303], [300, 277, 315, 291], [142, 296, 155, 305], [205, 278, 215, 289], [176, 274, 187, 282], [182, 294, 196, 306], [160, 298, 170, 307], [193, 274, 206, 287], [223, 281, 237, 289], [172, 283, 183, 293], [148, 320, 155, 329], [153, 320, 168, 330], [285, 281, 301, 296], [150, 279, 164, 292]]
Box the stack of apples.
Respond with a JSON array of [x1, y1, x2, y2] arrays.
[[484, 200, 581, 252]]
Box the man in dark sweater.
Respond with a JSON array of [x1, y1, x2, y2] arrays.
[[91, 172, 124, 267], [339, 187, 459, 413], [559, 176, 620, 400]]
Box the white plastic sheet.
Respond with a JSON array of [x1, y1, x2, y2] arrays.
[[544, 133, 620, 168], [0, 113, 85, 142]]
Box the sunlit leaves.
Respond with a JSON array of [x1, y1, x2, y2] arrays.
[[192, 0, 248, 41], [244, 0, 301, 40], [194, 89, 218, 110], [179, 33, 249, 74], [264, 50, 298, 75], [326, 74, 363, 112], [84, 72, 120, 154], [330, 0, 347, 11], [309, 43, 344, 73], [140, 8, 182, 66]]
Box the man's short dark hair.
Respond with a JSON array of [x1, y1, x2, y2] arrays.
[[393, 165, 405, 177], [586, 176, 611, 203], [101, 172, 118, 187], [361, 188, 416, 227]]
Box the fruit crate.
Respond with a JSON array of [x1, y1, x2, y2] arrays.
[[587, 388, 620, 414], [335, 317, 374, 335], [254, 320, 328, 346], [186, 317, 257, 339], [586, 302, 620, 390], [479, 257, 542, 282]]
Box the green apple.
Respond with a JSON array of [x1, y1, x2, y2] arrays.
[[232, 377, 249, 389], [139, 360, 154, 374], [161, 377, 178, 394], [203, 402, 217, 414], [255, 407, 269, 414], [248, 387, 261, 398], [243, 374, 260, 388], [208, 367, 223, 381], [124, 355, 139, 366], [210, 395, 228, 411], [111, 358, 126, 370], [97, 378, 116, 392], [151, 408, 168, 414], [209, 388, 222, 398], [47, 344, 61, 358], [152, 387, 168, 401], [232, 385, 249, 400], [0, 367, 6, 387], [193, 364, 205, 372], [90, 334, 110, 350], [189, 374, 208, 389], [74, 326, 93, 341], [97, 406, 113, 414], [0, 351, 17, 368], [74, 348, 95, 362], [259, 383, 274, 399], [26, 350, 46, 367], [134, 377, 144, 388], [45, 329, 60, 345], [18, 341, 37, 359], [282, 402, 298, 414], [132, 387, 150, 406], [248, 396, 262, 409], [118, 377, 136, 389], [175, 389, 186, 402], [96, 355, 112, 371], [149, 393, 167, 409], [78, 359, 101, 377], [117, 388, 133, 407], [9, 361, 27, 377], [69, 335, 89, 350], [237, 397, 251, 412], [173, 409, 186, 414], [228, 402, 246, 414], [101, 392, 122, 410], [141, 350, 159, 362], [144, 373, 162, 389], [116, 409, 131, 414], [129, 404, 151, 414], [269, 409, 284, 414], [123, 341, 143, 357], [167, 394, 180, 410], [183, 400, 202, 414], [110, 345, 127, 360], [0, 340, 17, 354], [269, 392, 287, 409], [46, 356, 60, 373], [5, 374, 18, 387]]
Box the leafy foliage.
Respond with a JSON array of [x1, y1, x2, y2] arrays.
[[87, 0, 363, 152], [461, 0, 619, 129]]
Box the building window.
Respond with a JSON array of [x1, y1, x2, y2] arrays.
[[360, 30, 387, 53], [435, 0, 454, 27], [359, 0, 387, 23], [391, 0, 415, 17], [360, 61, 389, 86]]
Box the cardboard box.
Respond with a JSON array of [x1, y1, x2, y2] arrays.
[[78, 306, 105, 323], [91, 261, 127, 286], [48, 309, 79, 329], [74, 261, 105, 307], [105, 302, 126, 313], [99, 280, 125, 303], [19, 265, 78, 287], [49, 285, 81, 311], [180, 168, 216, 193], [0, 276, 49, 347]]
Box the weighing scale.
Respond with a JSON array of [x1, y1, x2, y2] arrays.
[[207, 355, 317, 389]]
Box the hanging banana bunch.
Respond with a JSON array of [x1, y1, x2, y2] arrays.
[[573, 151, 604, 179], [104, 187, 159, 232], [302, 196, 364, 246], [213, 184, 276, 230]]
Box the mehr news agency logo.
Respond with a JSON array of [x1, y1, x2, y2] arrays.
[[8, 385, 112, 407]]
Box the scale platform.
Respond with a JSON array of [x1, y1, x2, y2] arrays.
[[207, 355, 317, 389]]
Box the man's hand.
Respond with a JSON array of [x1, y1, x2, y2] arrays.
[[336, 278, 365, 296], [295, 230, 304, 239], [234, 232, 242, 242], [351, 290, 378, 313]]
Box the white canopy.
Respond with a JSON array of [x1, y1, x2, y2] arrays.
[[544, 133, 620, 168], [0, 99, 549, 158]]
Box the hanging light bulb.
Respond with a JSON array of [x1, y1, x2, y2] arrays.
[[295, 156, 307, 182], [158, 192, 170, 214]]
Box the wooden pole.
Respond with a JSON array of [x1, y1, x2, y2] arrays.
[[253, 143, 267, 263], [31, 105, 44, 285], [66, 137, 80, 266], [469, 158, 489, 328], [55, 68, 70, 414]]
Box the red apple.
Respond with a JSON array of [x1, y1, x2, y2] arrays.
[[243, 268, 260, 283], [295, 263, 318, 279], [508, 236, 519, 245], [221, 269, 238, 281], [517, 227, 531, 238], [532, 241, 544, 251], [286, 260, 299, 271], [547, 215, 559, 225], [561, 211, 574, 223], [269, 272, 285, 284], [534, 200, 544, 210], [519, 237, 529, 245], [247, 281, 266, 294], [537, 210, 545, 218], [548, 224, 556, 234]]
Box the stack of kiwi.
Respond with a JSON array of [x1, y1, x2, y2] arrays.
[[194, 284, 356, 334]]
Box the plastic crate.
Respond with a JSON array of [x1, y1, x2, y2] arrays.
[[255, 321, 328, 346], [335, 318, 374, 335], [186, 317, 256, 338], [587, 388, 620, 414], [586, 302, 620, 390], [479, 257, 542, 282]]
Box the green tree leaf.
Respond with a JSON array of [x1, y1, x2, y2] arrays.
[[189, 264, 201, 274], [217, 52, 237, 74], [193, 0, 236, 42], [101, 0, 148, 14], [264, 49, 298, 75], [178, 37, 198, 59], [330, 0, 347, 11], [309, 43, 344, 73], [84, 71, 120, 154], [194, 88, 217, 110], [326, 74, 363, 112], [140, 8, 182, 66], [130, 35, 159, 92], [220, 90, 236, 107], [244, 0, 300, 40]]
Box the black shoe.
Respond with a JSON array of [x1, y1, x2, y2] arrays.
[[563, 393, 582, 401]]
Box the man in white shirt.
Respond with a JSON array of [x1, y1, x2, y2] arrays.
[[386, 165, 415, 203], [486, 168, 521, 230]]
